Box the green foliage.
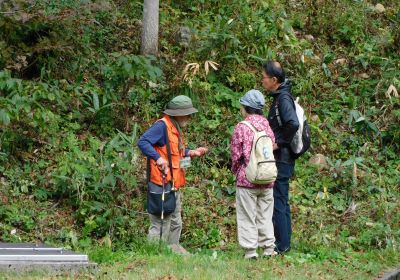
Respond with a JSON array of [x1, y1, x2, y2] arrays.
[[0, 38, 163, 244], [0, 0, 399, 261], [88, 245, 129, 264]]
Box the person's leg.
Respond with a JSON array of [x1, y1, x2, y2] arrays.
[[148, 214, 171, 242], [164, 192, 190, 255], [236, 187, 259, 258], [273, 162, 294, 253], [167, 191, 182, 245], [286, 191, 292, 244], [256, 188, 275, 255], [147, 182, 173, 242]]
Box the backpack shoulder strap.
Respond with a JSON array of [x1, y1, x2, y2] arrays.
[[276, 93, 296, 109], [240, 121, 258, 133], [163, 120, 174, 183]]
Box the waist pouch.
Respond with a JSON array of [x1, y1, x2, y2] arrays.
[[147, 181, 176, 216]]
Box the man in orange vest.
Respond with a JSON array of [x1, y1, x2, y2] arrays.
[[138, 95, 208, 254]]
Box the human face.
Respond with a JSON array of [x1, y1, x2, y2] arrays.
[[262, 71, 279, 92], [175, 115, 191, 128]]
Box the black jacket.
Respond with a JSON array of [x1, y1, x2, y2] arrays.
[[267, 80, 299, 164]]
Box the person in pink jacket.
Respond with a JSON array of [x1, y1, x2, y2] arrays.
[[230, 89, 277, 259]]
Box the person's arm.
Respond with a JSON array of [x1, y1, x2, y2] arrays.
[[137, 121, 166, 161], [230, 124, 243, 174], [277, 95, 299, 148], [138, 121, 171, 174]]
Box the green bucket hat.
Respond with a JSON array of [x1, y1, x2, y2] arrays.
[[163, 95, 198, 116]]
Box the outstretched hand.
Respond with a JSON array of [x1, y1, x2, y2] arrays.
[[189, 147, 208, 157]]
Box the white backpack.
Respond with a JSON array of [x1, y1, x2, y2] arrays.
[[240, 121, 277, 184], [290, 98, 305, 153], [275, 96, 311, 158]]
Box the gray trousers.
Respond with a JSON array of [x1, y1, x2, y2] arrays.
[[148, 191, 182, 244], [236, 187, 275, 255]]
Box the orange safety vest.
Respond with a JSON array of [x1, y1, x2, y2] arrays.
[[149, 115, 186, 189]]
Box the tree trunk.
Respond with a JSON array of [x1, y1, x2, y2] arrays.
[[141, 0, 159, 55]]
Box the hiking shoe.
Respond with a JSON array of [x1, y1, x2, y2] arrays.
[[274, 247, 290, 255], [262, 250, 278, 258], [168, 244, 191, 256], [244, 250, 259, 260]]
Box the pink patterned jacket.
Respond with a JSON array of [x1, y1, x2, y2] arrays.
[[230, 114, 276, 188]]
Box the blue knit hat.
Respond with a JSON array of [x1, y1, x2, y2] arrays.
[[239, 89, 265, 110]]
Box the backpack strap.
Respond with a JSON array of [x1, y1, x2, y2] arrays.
[[165, 124, 174, 187], [240, 121, 258, 133]]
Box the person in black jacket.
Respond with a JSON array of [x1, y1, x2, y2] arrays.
[[262, 61, 299, 254]]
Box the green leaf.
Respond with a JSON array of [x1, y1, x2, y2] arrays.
[[367, 121, 379, 134], [48, 92, 55, 101], [73, 163, 89, 174], [92, 93, 100, 111], [123, 62, 132, 73], [0, 109, 10, 125], [322, 63, 331, 78], [103, 175, 116, 187], [355, 116, 365, 123]]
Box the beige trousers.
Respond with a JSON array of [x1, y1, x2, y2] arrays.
[[148, 191, 182, 244], [236, 187, 275, 255]]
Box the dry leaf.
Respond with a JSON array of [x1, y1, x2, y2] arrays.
[[304, 34, 315, 41], [375, 3, 385, 13], [204, 61, 209, 75], [385, 84, 398, 101], [334, 58, 347, 65], [358, 73, 369, 79], [208, 60, 219, 70], [204, 60, 219, 75], [309, 154, 328, 170], [183, 63, 197, 75], [353, 162, 357, 180]]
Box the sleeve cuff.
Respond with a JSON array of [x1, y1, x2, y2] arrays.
[[153, 154, 161, 162], [185, 149, 190, 157]]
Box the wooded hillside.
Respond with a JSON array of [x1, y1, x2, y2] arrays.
[[0, 1, 399, 275]]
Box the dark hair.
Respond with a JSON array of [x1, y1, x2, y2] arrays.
[[244, 106, 263, 116], [262, 61, 285, 83]]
